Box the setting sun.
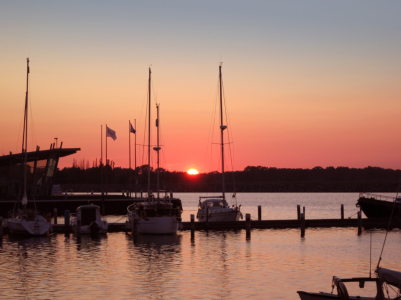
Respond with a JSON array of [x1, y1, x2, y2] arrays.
[[187, 169, 199, 175]]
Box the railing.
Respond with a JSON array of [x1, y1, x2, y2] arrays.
[[359, 192, 396, 202]]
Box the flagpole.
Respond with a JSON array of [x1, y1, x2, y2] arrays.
[[135, 118, 137, 198], [129, 120, 131, 197], [106, 124, 108, 195]]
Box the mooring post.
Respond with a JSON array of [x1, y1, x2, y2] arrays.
[[141, 190, 143, 198], [190, 214, 195, 239], [303, 207, 305, 219], [64, 210, 70, 227], [258, 205, 262, 221], [300, 212, 305, 237], [170, 191, 173, 199], [297, 205, 300, 220], [341, 204, 344, 220], [101, 191, 105, 215], [132, 218, 138, 235], [0, 217, 2, 247], [206, 206, 209, 224], [0, 216, 3, 238], [53, 208, 57, 224], [357, 211, 362, 235], [77, 219, 81, 236], [246, 213, 251, 238]]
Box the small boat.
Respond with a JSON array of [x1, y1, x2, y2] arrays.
[[299, 197, 401, 299], [7, 58, 51, 237], [298, 268, 400, 299], [126, 68, 183, 234], [70, 204, 108, 234], [196, 64, 242, 222], [357, 193, 401, 219], [197, 196, 242, 222]]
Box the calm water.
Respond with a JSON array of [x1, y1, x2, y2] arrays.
[[2, 193, 401, 299]]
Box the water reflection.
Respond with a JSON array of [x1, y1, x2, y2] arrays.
[[127, 234, 182, 299], [75, 234, 108, 251]]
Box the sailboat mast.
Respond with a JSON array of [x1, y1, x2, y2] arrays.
[[155, 104, 161, 199], [219, 64, 226, 201], [22, 58, 30, 206], [147, 67, 151, 200]]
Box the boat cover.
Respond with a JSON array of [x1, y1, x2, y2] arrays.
[[378, 267, 401, 288]]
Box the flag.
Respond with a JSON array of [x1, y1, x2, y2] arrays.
[[106, 126, 117, 140], [130, 123, 136, 134]]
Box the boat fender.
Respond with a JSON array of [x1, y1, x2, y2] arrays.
[[140, 210, 147, 219], [336, 281, 349, 300]]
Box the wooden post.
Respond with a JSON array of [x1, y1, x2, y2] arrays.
[[258, 205, 262, 221], [246, 213, 251, 239], [53, 208, 57, 224], [191, 214, 195, 239], [0, 216, 3, 238], [297, 205, 300, 220], [170, 191, 173, 199], [64, 210, 70, 226], [303, 206, 305, 219], [132, 218, 138, 235], [300, 213, 305, 237], [357, 211, 362, 235], [101, 191, 105, 215], [341, 204, 344, 220], [141, 190, 143, 198], [77, 219, 81, 236]]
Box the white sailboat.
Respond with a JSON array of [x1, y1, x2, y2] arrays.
[[127, 67, 182, 234], [196, 64, 242, 222], [8, 58, 51, 236]]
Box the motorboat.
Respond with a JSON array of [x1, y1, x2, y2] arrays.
[[196, 64, 242, 222], [71, 204, 108, 234], [298, 267, 401, 299], [197, 197, 242, 222], [357, 193, 401, 219]]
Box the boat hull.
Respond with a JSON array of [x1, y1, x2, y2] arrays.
[[197, 210, 241, 222], [137, 216, 179, 235], [8, 219, 51, 236], [72, 221, 108, 235], [357, 196, 401, 219], [298, 291, 375, 300]]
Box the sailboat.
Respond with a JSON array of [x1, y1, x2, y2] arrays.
[[127, 67, 183, 234], [196, 64, 242, 222], [7, 58, 51, 236]]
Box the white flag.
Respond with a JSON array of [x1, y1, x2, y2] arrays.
[[106, 126, 117, 140]]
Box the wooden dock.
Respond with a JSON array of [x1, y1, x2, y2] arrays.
[[24, 218, 401, 234]]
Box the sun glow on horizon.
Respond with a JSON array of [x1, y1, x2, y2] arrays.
[[187, 169, 199, 175]]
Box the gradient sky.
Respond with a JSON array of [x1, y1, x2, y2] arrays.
[[1, 1, 401, 172]]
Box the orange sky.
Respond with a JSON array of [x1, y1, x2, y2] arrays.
[[1, 1, 401, 172]]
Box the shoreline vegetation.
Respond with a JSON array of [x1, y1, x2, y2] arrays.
[[56, 165, 401, 193]]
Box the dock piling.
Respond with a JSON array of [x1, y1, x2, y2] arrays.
[[246, 213, 251, 239], [190, 214, 195, 239], [53, 208, 57, 224], [258, 206, 262, 221], [303, 207, 305, 219], [300, 213, 305, 237], [64, 210, 70, 226], [297, 205, 300, 219], [77, 219, 81, 236], [341, 204, 344, 220], [132, 219, 138, 235], [0, 216, 3, 238], [357, 211, 362, 235]]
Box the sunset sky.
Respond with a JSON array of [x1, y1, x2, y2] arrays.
[[1, 1, 401, 172]]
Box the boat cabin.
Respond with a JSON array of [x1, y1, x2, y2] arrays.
[[199, 198, 229, 209]]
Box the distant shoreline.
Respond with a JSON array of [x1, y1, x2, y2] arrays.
[[58, 182, 398, 193]]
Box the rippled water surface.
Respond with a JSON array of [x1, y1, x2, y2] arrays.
[[2, 193, 401, 299]]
